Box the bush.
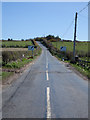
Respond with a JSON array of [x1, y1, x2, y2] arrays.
[[2, 51, 31, 65], [6, 63, 13, 68], [31, 39, 38, 46], [2, 46, 41, 66]]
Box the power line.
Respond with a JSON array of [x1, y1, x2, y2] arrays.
[[78, 2, 90, 14], [61, 19, 74, 38], [61, 2, 89, 39]]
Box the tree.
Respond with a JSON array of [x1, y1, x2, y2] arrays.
[[8, 38, 13, 41], [21, 39, 24, 41], [55, 36, 61, 41], [46, 35, 55, 40], [8, 38, 11, 41]]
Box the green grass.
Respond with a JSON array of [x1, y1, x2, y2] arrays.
[[2, 41, 42, 81], [52, 41, 89, 54], [4, 49, 42, 69], [49, 46, 90, 79], [3, 57, 33, 69], [2, 71, 14, 80], [2, 41, 33, 48], [55, 53, 90, 79], [71, 63, 90, 79], [79, 57, 89, 61], [55, 54, 90, 79], [2, 47, 42, 79], [0, 57, 2, 65]]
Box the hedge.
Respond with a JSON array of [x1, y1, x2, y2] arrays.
[[2, 47, 41, 66]]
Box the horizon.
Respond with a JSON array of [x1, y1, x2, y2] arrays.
[[1, 36, 89, 42]]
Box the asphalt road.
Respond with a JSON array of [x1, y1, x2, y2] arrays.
[[2, 42, 88, 118]]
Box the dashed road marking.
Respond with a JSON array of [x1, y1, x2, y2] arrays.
[[46, 51, 51, 118], [46, 70, 49, 81], [47, 87, 51, 118], [46, 64, 48, 69], [46, 51, 48, 68]]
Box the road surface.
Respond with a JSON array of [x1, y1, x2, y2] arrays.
[[2, 42, 88, 118]]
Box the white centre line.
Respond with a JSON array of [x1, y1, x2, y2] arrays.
[[46, 58, 48, 69], [46, 51, 48, 69], [46, 70, 49, 81], [46, 63, 48, 69], [46, 51, 51, 118], [47, 87, 51, 118]]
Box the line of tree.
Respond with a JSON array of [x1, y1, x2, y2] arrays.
[[34, 35, 61, 42]]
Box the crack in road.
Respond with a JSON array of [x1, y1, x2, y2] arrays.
[[29, 71, 73, 74]]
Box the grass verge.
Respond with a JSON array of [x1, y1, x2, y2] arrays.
[[70, 63, 90, 79], [4, 58, 33, 69], [2, 72, 14, 81], [54, 54, 89, 79], [42, 40, 89, 80], [2, 47, 42, 81]]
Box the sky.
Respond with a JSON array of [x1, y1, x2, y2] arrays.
[[2, 2, 88, 41]]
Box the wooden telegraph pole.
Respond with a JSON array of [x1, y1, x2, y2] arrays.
[[73, 12, 78, 61]]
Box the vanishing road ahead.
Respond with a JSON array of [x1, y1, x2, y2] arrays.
[[2, 42, 88, 118]]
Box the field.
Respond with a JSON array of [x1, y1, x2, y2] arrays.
[[1, 48, 28, 51], [52, 41, 89, 59], [51, 41, 90, 78], [1, 40, 42, 82], [2, 41, 33, 48], [52, 41, 88, 53]]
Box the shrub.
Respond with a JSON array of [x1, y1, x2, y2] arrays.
[[2, 47, 41, 66], [6, 63, 13, 68], [2, 51, 31, 65]]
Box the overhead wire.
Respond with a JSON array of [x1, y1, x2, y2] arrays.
[[61, 19, 74, 38], [78, 2, 90, 14], [61, 2, 89, 39]]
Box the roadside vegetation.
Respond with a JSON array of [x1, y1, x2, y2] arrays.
[[35, 35, 90, 79], [52, 41, 89, 60], [2, 72, 14, 81], [1, 35, 90, 81], [2, 39, 42, 82]]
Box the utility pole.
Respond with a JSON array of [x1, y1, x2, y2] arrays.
[[73, 12, 78, 61]]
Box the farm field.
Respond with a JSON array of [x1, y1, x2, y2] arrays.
[[2, 41, 33, 48], [1, 48, 28, 51], [50, 41, 90, 78], [52, 41, 89, 53], [1, 40, 42, 82], [52, 41, 89, 61]]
